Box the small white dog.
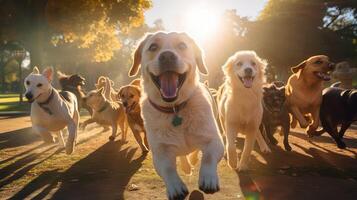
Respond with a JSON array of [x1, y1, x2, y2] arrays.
[[24, 67, 79, 154], [129, 32, 224, 200], [218, 51, 271, 171]]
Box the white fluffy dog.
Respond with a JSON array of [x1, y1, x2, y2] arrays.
[[24, 67, 79, 154], [218, 51, 271, 171], [129, 32, 224, 200]]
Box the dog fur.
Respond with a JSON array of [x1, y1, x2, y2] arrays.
[[95, 76, 119, 101], [25, 67, 79, 154], [316, 87, 357, 148], [286, 55, 335, 136], [57, 71, 93, 114], [118, 79, 149, 153], [129, 32, 224, 199], [261, 81, 291, 151], [81, 82, 127, 141], [218, 51, 271, 171]]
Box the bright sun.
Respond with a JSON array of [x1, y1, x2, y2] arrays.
[[182, 4, 221, 43]]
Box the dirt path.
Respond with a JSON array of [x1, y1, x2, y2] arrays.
[[0, 116, 356, 200]]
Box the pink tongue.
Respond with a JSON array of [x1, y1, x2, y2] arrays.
[[159, 72, 179, 98], [243, 77, 253, 88]]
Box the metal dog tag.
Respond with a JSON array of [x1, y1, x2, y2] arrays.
[[172, 115, 183, 127]]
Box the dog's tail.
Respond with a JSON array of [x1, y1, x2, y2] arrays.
[[104, 77, 113, 101]]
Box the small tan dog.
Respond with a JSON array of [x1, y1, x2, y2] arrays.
[[118, 79, 149, 153], [129, 32, 224, 199], [81, 83, 127, 141], [286, 55, 334, 136], [218, 51, 271, 171]]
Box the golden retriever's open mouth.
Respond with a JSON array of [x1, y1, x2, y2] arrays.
[[239, 76, 255, 88], [314, 71, 331, 81], [150, 71, 187, 102]]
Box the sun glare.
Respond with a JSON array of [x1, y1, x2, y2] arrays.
[[182, 4, 221, 43]]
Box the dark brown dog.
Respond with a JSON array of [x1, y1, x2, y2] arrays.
[[57, 71, 92, 114], [261, 81, 291, 151]]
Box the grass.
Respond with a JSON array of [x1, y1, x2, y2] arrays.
[[0, 93, 29, 112]]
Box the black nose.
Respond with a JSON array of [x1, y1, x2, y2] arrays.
[[159, 51, 177, 66], [123, 102, 128, 107], [25, 92, 33, 100], [244, 68, 253, 76]]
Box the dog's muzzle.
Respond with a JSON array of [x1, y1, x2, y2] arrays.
[[25, 92, 34, 103]]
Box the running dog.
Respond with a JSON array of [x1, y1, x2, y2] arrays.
[[129, 32, 224, 199], [218, 51, 271, 171], [25, 67, 79, 155]]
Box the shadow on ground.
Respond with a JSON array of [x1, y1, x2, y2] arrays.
[[8, 140, 146, 200]]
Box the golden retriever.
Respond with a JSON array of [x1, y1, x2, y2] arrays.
[[129, 32, 224, 199], [286, 55, 335, 136], [218, 51, 271, 171], [118, 79, 149, 153]]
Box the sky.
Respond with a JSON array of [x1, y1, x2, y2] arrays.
[[145, 0, 268, 31]]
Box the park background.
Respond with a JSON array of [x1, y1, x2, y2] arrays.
[[0, 0, 356, 110]]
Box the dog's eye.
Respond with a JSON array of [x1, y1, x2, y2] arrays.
[[251, 61, 256, 66], [26, 81, 30, 85], [148, 43, 158, 52], [237, 62, 243, 66], [315, 60, 322, 64], [37, 83, 42, 87], [130, 94, 134, 98], [177, 42, 187, 50]]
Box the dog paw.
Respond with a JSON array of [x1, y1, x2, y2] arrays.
[[337, 141, 346, 149], [109, 136, 116, 141], [167, 181, 189, 200], [284, 144, 292, 151], [65, 142, 75, 155], [199, 167, 220, 194]]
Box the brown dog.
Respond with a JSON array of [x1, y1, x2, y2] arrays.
[[118, 79, 149, 153], [286, 55, 334, 136]]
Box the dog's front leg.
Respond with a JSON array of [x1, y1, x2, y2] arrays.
[[66, 119, 77, 155], [290, 106, 309, 128], [226, 123, 238, 169], [239, 131, 256, 171], [152, 146, 188, 200], [33, 125, 55, 144], [109, 123, 117, 141], [282, 119, 292, 151], [307, 107, 320, 137], [199, 138, 224, 194]]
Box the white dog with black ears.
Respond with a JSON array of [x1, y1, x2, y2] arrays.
[[129, 32, 224, 200], [24, 67, 79, 155], [218, 51, 271, 171]]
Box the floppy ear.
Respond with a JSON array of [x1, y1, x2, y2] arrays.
[[129, 34, 152, 77], [189, 37, 208, 75], [42, 67, 53, 82], [130, 78, 141, 86], [32, 66, 40, 74], [291, 60, 306, 73]]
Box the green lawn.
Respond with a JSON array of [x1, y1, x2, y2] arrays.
[[0, 94, 30, 112]]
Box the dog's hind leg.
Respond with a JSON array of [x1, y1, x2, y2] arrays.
[[189, 150, 199, 166], [226, 125, 238, 169], [256, 129, 271, 153], [109, 123, 117, 141], [152, 146, 189, 200], [239, 132, 256, 171], [56, 131, 65, 147], [338, 122, 351, 139], [66, 110, 79, 155], [179, 156, 192, 175], [198, 138, 224, 194]]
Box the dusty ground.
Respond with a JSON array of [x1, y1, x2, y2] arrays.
[[0, 115, 356, 200]]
